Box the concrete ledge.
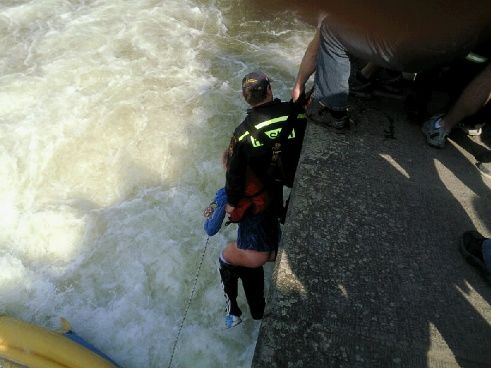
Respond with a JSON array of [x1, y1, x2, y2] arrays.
[[252, 99, 491, 367]]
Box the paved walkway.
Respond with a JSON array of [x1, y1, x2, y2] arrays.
[[252, 97, 491, 368]]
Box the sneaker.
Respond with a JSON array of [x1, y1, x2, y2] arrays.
[[349, 71, 374, 98], [421, 114, 448, 148], [476, 161, 491, 180], [306, 99, 351, 130], [460, 231, 489, 276], [460, 123, 484, 136], [224, 314, 242, 329]]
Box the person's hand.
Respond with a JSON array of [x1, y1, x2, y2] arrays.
[[225, 204, 236, 214], [203, 202, 216, 218], [291, 83, 305, 102]]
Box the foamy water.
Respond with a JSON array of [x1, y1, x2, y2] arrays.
[[0, 1, 312, 366]]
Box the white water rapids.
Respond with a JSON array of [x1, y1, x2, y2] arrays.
[[0, 1, 313, 366]]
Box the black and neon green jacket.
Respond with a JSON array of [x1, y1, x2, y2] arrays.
[[225, 98, 307, 207]]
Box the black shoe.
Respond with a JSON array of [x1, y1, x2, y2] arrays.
[[306, 99, 351, 130], [460, 231, 489, 277], [349, 71, 374, 98]]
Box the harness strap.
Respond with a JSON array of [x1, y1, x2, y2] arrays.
[[243, 99, 300, 147]]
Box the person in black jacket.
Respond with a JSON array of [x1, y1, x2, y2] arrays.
[[218, 70, 306, 328]]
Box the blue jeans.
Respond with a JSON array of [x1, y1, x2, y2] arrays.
[[313, 17, 351, 111], [483, 239, 491, 273]]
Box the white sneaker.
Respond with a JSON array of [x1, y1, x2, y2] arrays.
[[460, 123, 484, 136], [224, 314, 242, 329]]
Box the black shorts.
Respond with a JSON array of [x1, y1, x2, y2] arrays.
[[237, 210, 280, 252]]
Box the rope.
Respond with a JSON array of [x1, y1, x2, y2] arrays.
[[167, 236, 210, 368]]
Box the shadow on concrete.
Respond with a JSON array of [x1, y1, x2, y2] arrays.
[[253, 97, 491, 367]]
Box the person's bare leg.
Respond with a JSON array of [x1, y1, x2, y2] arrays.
[[440, 63, 491, 132]]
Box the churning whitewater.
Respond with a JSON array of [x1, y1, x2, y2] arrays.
[[0, 1, 312, 366]]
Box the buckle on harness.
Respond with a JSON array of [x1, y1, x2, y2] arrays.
[[272, 143, 281, 162]]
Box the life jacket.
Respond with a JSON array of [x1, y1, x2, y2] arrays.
[[227, 96, 308, 223], [228, 167, 270, 223], [242, 99, 306, 189]]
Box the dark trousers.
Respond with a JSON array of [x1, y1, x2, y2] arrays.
[[219, 258, 265, 320]]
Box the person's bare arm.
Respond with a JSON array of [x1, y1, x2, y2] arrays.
[[292, 26, 321, 101]]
